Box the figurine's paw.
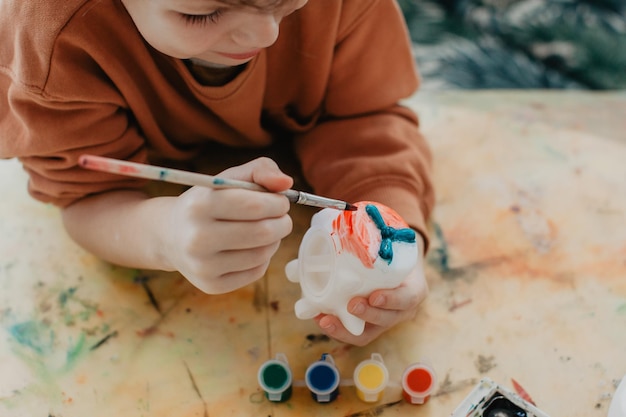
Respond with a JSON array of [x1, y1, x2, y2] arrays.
[[337, 311, 366, 336], [294, 299, 320, 319], [285, 259, 300, 282]]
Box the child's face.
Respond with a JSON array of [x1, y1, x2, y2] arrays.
[[122, 0, 308, 66]]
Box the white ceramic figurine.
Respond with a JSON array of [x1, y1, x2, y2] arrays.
[[285, 201, 419, 336]]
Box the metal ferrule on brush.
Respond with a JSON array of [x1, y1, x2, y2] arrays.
[[286, 190, 355, 211]]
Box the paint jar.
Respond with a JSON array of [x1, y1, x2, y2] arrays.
[[257, 353, 293, 402], [305, 353, 341, 403], [353, 353, 389, 402], [401, 362, 436, 404]]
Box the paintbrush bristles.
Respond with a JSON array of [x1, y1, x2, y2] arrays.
[[291, 191, 357, 211]]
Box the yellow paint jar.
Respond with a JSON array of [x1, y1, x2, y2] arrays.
[[353, 353, 389, 402]]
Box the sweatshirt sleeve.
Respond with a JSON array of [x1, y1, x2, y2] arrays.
[[0, 79, 149, 207], [0, 33, 149, 207], [293, 0, 435, 247]]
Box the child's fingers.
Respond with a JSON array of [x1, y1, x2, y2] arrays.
[[180, 238, 283, 294], [316, 315, 384, 347], [215, 242, 282, 275], [218, 157, 293, 192], [314, 269, 429, 345], [345, 272, 428, 328], [207, 216, 292, 250], [346, 298, 403, 329], [367, 269, 429, 313], [208, 188, 291, 220], [190, 258, 274, 294]]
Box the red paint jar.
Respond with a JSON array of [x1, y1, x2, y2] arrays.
[[401, 363, 436, 404]]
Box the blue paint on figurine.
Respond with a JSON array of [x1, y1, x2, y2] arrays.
[[365, 204, 416, 264]]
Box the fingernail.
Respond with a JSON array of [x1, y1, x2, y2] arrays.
[[372, 295, 385, 307], [350, 302, 366, 315]]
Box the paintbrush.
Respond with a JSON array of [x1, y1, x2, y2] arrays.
[[78, 155, 357, 211]]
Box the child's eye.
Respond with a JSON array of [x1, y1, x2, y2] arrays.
[[180, 10, 223, 25]]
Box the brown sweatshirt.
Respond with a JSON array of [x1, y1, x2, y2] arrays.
[[0, 0, 434, 241]]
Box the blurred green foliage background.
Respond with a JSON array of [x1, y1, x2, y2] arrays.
[[397, 0, 626, 89]]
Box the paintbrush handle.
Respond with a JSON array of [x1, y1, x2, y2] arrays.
[[79, 154, 264, 190], [78, 155, 355, 211]]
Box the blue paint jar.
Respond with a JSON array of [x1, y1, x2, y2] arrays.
[[305, 353, 340, 403]]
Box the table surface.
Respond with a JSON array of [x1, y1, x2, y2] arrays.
[[1, 90, 625, 417]]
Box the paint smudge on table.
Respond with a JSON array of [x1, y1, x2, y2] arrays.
[[448, 298, 472, 312], [344, 399, 403, 417], [427, 222, 506, 281], [306, 333, 330, 344], [475, 355, 497, 373], [432, 373, 478, 397], [511, 198, 558, 254], [90, 330, 119, 351], [2, 284, 112, 375], [58, 286, 100, 326], [133, 274, 162, 314], [9, 321, 54, 356]]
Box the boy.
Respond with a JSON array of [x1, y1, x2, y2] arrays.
[[0, 0, 434, 346]]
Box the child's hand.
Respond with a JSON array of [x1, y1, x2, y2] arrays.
[[164, 157, 293, 294], [314, 265, 428, 346]]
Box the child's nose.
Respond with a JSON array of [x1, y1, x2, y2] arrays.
[[231, 13, 280, 49]]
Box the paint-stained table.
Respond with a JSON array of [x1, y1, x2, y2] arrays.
[[1, 90, 625, 417]]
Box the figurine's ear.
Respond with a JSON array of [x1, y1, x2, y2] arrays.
[[285, 259, 300, 282], [294, 299, 320, 319]]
